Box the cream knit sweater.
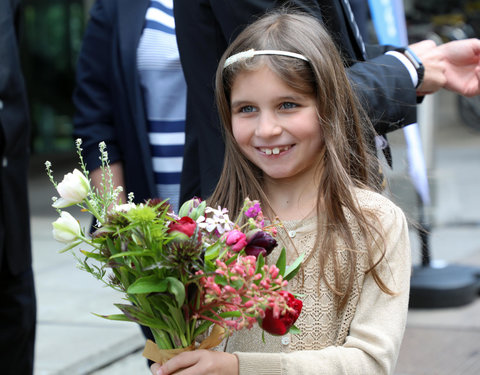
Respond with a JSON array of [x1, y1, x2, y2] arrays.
[[225, 188, 411, 375]]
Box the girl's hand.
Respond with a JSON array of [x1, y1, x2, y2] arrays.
[[150, 349, 239, 375]]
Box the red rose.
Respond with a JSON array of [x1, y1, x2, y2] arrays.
[[168, 216, 197, 238], [261, 291, 302, 336]]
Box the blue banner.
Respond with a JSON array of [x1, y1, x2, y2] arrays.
[[368, 0, 408, 45], [367, 0, 431, 205]]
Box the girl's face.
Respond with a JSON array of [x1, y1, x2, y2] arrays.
[[230, 65, 323, 183]]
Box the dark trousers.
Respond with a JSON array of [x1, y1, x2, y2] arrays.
[[0, 261, 36, 375]]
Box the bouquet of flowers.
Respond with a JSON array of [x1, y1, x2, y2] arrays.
[[46, 140, 303, 363]]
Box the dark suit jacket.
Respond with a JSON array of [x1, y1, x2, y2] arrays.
[[0, 0, 32, 275], [73, 0, 158, 204], [174, 0, 417, 203]]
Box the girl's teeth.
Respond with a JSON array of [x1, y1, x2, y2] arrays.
[[261, 146, 289, 155]]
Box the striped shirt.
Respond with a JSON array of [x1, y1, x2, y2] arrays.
[[137, 0, 186, 212]]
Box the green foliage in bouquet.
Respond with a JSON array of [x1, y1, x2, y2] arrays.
[[46, 140, 303, 351]]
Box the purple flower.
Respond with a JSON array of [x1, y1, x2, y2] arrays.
[[245, 203, 262, 218], [245, 229, 277, 258]]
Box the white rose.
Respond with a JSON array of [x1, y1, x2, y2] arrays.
[[52, 211, 81, 243], [52, 169, 90, 208]]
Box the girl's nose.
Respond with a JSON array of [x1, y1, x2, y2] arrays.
[[255, 111, 282, 138]]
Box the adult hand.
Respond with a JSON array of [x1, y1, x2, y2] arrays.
[[411, 38, 480, 97], [150, 349, 239, 375]]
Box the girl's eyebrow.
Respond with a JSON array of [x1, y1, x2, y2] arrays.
[[231, 100, 252, 109], [231, 94, 307, 107]]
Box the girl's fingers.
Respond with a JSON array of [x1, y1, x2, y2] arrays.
[[162, 351, 202, 375], [150, 362, 163, 375]]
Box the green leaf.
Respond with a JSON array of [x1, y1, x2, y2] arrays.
[[110, 250, 154, 259], [205, 242, 221, 262], [127, 275, 169, 294], [114, 304, 172, 331], [80, 249, 108, 262], [164, 303, 187, 344], [127, 276, 185, 307], [230, 278, 244, 290], [288, 325, 301, 335], [92, 313, 131, 322], [275, 247, 286, 276], [58, 240, 82, 253], [205, 259, 216, 272], [193, 320, 213, 338], [165, 277, 186, 307], [284, 253, 305, 281], [219, 310, 242, 318], [105, 237, 119, 255], [255, 253, 265, 275], [214, 274, 228, 286]]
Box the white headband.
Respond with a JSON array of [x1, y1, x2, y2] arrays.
[[224, 49, 309, 68]]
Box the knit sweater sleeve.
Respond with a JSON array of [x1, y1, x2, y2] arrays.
[[235, 200, 411, 375]]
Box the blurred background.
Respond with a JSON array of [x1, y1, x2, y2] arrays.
[[17, 0, 480, 374], [20, 0, 480, 156]]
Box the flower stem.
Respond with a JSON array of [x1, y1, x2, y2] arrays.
[[84, 198, 104, 225]]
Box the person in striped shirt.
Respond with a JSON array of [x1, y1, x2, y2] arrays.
[[74, 0, 186, 213]]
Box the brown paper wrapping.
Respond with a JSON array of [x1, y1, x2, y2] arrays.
[[142, 325, 226, 364]]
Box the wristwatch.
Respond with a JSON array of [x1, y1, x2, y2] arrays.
[[395, 47, 424, 89]]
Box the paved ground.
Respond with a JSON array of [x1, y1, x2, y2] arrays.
[[29, 90, 480, 374]]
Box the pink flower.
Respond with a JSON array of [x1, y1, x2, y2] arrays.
[[261, 291, 303, 336], [225, 230, 248, 252]]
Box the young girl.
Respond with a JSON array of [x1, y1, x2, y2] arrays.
[[151, 10, 411, 375]]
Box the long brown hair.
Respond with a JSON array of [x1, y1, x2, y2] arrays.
[[210, 10, 392, 309]]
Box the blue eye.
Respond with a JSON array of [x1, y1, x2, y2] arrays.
[[281, 102, 297, 109], [240, 105, 256, 113]]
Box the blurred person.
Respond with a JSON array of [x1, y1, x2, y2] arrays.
[[173, 0, 480, 203], [0, 0, 37, 374], [73, 0, 186, 213], [72, 0, 187, 361]]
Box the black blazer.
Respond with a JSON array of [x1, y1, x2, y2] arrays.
[[0, 0, 32, 275], [174, 0, 417, 203], [73, 0, 158, 204]]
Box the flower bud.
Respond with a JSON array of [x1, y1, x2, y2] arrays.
[[261, 291, 302, 336], [168, 216, 197, 241], [225, 230, 248, 252], [52, 211, 81, 243], [245, 229, 277, 258], [52, 169, 90, 208], [178, 197, 206, 221]]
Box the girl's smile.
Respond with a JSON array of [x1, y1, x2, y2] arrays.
[[230, 65, 323, 184], [258, 145, 293, 155]]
